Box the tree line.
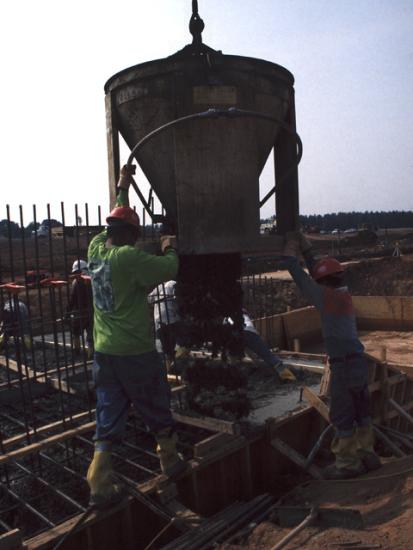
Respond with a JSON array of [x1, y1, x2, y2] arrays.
[[262, 210, 413, 232], [299, 211, 413, 231]]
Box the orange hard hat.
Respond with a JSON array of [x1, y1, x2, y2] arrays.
[[313, 258, 344, 281], [106, 206, 140, 228]]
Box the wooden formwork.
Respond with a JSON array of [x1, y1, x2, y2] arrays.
[[2, 297, 413, 549], [254, 295, 413, 351], [18, 406, 322, 550]]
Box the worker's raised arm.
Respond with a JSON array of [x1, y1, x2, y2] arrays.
[[115, 165, 136, 207], [281, 232, 323, 309]]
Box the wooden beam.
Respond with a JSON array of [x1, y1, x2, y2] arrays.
[[1, 409, 95, 450], [0, 357, 76, 395], [193, 433, 236, 458], [172, 412, 241, 436], [301, 386, 330, 422], [388, 398, 413, 427], [368, 373, 406, 393], [0, 421, 96, 466], [373, 427, 406, 458], [1, 408, 241, 464], [270, 437, 323, 480]]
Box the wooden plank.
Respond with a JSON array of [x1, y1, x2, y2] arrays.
[[278, 351, 327, 362], [301, 386, 330, 422], [353, 296, 413, 330], [172, 412, 241, 436], [373, 399, 413, 424], [373, 427, 406, 458], [193, 433, 236, 458], [270, 437, 323, 480], [0, 421, 96, 466], [1, 409, 95, 450], [368, 373, 406, 393], [388, 398, 413, 427], [0, 357, 76, 395], [281, 306, 322, 349], [282, 361, 325, 375], [253, 314, 285, 349]]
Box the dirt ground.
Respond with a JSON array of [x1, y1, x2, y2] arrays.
[[263, 255, 413, 297], [360, 330, 413, 365], [243, 255, 413, 321], [221, 456, 413, 550], [303, 331, 413, 365]]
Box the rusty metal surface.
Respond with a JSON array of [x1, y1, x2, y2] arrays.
[[105, 53, 296, 254]]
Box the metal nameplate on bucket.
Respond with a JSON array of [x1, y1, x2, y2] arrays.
[[193, 86, 237, 105]]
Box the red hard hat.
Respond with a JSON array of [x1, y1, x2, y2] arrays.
[[106, 206, 140, 228], [313, 258, 344, 281]]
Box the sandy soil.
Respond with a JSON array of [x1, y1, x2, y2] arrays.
[[259, 255, 413, 297], [222, 456, 413, 549], [360, 330, 413, 365]]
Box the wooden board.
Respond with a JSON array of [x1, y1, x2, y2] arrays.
[[279, 306, 322, 349], [353, 296, 413, 330], [0, 357, 75, 395], [254, 314, 285, 349]]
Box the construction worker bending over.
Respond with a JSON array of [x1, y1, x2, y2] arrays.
[[86, 165, 187, 508], [66, 259, 93, 358], [224, 310, 296, 382], [282, 232, 381, 480], [0, 296, 31, 351], [148, 280, 189, 371]]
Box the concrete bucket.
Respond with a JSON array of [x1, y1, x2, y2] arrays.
[[105, 51, 298, 255]]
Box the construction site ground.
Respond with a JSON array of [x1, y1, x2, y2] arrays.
[[253, 254, 413, 312], [221, 456, 413, 550], [301, 331, 413, 365]]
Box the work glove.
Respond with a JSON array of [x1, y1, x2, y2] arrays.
[[299, 232, 313, 254], [276, 365, 297, 382], [282, 231, 300, 257], [160, 235, 177, 253], [117, 164, 136, 190]]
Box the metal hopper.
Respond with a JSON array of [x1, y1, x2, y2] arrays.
[[104, 4, 301, 255]]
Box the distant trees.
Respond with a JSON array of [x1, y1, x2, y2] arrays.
[[297, 211, 413, 232], [0, 219, 20, 238], [25, 222, 40, 233]]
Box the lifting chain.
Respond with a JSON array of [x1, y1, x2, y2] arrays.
[[189, 0, 205, 46]]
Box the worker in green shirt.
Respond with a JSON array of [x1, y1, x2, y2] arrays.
[[86, 164, 187, 508]]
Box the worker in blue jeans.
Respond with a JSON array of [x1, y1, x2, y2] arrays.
[[224, 311, 296, 381], [86, 165, 187, 508], [93, 353, 175, 443], [282, 232, 381, 479]]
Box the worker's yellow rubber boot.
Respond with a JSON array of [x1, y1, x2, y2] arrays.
[[155, 428, 188, 478], [175, 346, 189, 360], [324, 433, 366, 479], [277, 366, 297, 382], [86, 443, 124, 508], [356, 425, 382, 472]]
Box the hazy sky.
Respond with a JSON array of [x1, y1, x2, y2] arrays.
[[1, 0, 412, 224]]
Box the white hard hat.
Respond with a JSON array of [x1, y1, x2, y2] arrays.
[[71, 259, 88, 274]]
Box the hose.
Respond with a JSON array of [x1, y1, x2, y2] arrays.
[[125, 107, 302, 216]]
